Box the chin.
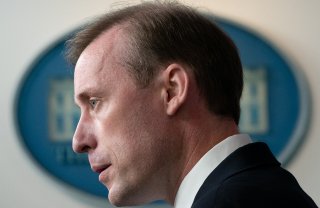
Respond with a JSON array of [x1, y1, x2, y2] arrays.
[[108, 186, 136, 207], [108, 186, 152, 207], [109, 195, 142, 207], [108, 193, 125, 207]]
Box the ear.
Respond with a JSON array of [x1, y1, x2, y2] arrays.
[[161, 63, 189, 116]]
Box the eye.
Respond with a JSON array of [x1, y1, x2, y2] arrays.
[[88, 98, 99, 109]]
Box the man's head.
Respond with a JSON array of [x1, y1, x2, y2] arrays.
[[68, 1, 243, 206], [66, 1, 243, 124]]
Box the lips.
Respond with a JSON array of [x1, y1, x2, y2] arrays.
[[92, 164, 112, 184], [91, 164, 111, 174]]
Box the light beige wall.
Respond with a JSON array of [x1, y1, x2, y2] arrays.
[[1, 0, 319, 207]]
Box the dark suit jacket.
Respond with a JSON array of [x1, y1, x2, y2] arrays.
[[191, 142, 318, 208]]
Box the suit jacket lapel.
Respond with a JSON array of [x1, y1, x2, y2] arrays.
[[192, 142, 280, 205]]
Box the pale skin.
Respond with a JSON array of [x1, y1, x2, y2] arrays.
[[73, 25, 239, 206]]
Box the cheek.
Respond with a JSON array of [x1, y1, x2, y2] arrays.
[[110, 113, 164, 170], [94, 105, 146, 160], [96, 90, 170, 169]]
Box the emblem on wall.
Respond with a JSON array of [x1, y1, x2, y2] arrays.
[[15, 17, 310, 197]]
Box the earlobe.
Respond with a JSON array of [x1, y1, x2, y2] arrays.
[[162, 63, 189, 116]]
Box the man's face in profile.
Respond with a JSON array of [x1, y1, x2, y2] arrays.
[[72, 27, 178, 206]]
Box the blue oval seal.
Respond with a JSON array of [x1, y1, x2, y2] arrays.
[[15, 17, 310, 198]]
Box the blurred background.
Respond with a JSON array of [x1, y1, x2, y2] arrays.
[[1, 0, 319, 207]]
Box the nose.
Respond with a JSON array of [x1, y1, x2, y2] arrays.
[[72, 115, 97, 153]]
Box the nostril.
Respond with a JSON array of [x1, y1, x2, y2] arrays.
[[72, 139, 90, 153], [72, 131, 97, 153], [80, 145, 90, 153]]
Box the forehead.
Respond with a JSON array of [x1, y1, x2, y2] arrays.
[[76, 25, 126, 71], [74, 26, 131, 95]]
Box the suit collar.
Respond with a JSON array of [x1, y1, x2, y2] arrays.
[[174, 134, 251, 208], [193, 142, 280, 203]]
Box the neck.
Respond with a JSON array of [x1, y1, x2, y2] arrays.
[[166, 115, 239, 204]]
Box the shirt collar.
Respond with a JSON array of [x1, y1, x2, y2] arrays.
[[174, 134, 252, 208]]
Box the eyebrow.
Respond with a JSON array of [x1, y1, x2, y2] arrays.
[[74, 88, 93, 106], [74, 86, 104, 106]]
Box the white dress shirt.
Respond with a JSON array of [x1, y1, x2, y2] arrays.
[[174, 134, 252, 208]]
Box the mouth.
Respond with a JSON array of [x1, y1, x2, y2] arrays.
[[91, 164, 111, 174]]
